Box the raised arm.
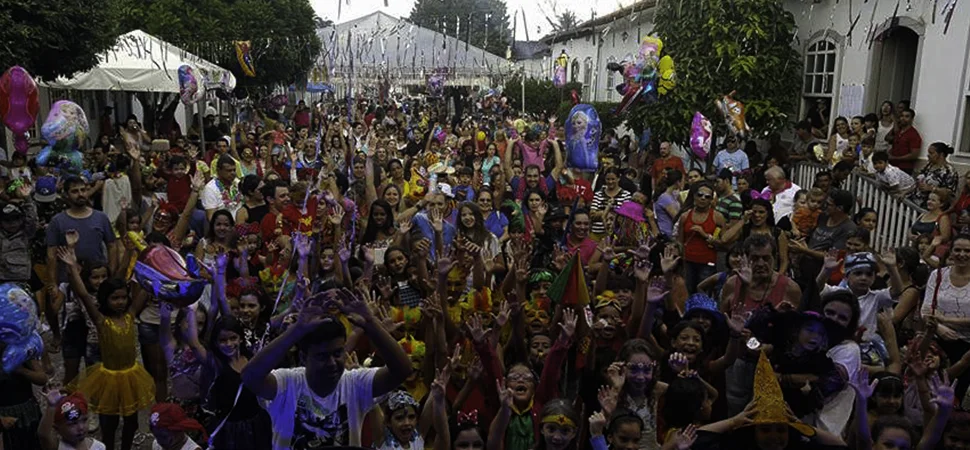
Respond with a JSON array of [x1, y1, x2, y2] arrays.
[[56, 241, 103, 326]]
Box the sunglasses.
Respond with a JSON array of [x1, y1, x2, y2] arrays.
[[697, 193, 714, 199]]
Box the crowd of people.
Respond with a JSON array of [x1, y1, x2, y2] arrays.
[[1, 91, 970, 450]]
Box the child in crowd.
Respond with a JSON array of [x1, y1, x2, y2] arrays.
[[872, 152, 916, 197]]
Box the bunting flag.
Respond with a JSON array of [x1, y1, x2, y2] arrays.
[[547, 253, 590, 307]]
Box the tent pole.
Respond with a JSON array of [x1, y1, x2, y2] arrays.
[[198, 103, 206, 158]]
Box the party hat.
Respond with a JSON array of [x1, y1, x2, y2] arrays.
[[748, 351, 816, 437]]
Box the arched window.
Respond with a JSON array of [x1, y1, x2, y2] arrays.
[[605, 56, 616, 102], [570, 59, 580, 83], [583, 57, 593, 101], [802, 39, 838, 120]]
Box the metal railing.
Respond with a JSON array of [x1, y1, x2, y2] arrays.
[[790, 162, 926, 251]]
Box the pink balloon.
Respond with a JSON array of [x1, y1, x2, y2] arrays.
[[0, 67, 40, 155], [140, 246, 195, 281]]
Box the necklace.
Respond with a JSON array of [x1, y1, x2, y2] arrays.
[[215, 178, 240, 207]]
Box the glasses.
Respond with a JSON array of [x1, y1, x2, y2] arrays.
[[506, 373, 535, 383], [696, 193, 714, 199]]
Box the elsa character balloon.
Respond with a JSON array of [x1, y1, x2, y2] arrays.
[[565, 104, 601, 172], [690, 112, 713, 159], [0, 283, 44, 373], [37, 100, 87, 174]]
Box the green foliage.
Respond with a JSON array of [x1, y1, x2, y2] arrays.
[[409, 0, 511, 57], [117, 0, 322, 95], [627, 0, 801, 146], [504, 76, 582, 116], [0, 0, 120, 80]]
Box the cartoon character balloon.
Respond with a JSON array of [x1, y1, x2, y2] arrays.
[[133, 245, 208, 308], [715, 91, 751, 138], [0, 66, 39, 155], [565, 104, 601, 172], [37, 101, 87, 173], [235, 40, 256, 77], [178, 65, 204, 105], [427, 72, 445, 97], [0, 283, 43, 373], [608, 35, 675, 114], [690, 112, 713, 160], [553, 50, 569, 88]]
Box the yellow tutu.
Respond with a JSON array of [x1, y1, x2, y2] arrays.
[[68, 313, 155, 416], [70, 362, 155, 416]]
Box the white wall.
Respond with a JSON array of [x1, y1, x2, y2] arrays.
[[787, 0, 970, 166]]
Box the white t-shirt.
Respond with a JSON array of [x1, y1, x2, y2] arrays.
[[816, 341, 860, 436], [60, 438, 106, 450], [153, 437, 202, 450], [262, 367, 379, 450], [822, 284, 893, 340], [200, 178, 242, 218], [922, 268, 970, 342]]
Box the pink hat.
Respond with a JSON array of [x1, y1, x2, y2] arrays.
[[615, 201, 646, 223]]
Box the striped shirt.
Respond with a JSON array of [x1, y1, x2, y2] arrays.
[[591, 188, 633, 234]]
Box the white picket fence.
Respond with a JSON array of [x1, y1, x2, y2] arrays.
[[789, 162, 926, 251]]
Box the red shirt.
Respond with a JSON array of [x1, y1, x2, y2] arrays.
[[891, 126, 922, 172], [651, 156, 686, 183], [556, 178, 594, 205], [165, 174, 191, 211]]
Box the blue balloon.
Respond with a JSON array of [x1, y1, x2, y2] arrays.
[[0, 283, 43, 373], [565, 104, 601, 172]]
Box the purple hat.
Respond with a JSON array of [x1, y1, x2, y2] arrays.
[[615, 200, 645, 223], [34, 176, 57, 203]]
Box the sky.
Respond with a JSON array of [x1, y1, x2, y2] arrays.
[[310, 0, 627, 41]]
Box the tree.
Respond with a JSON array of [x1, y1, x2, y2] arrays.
[[0, 0, 120, 81], [503, 75, 582, 116], [551, 11, 579, 33], [409, 0, 511, 57], [117, 0, 322, 96], [627, 0, 801, 151]]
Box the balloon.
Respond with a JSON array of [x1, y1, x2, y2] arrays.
[[0, 66, 39, 154], [570, 90, 580, 105], [715, 91, 751, 138], [0, 283, 43, 373], [235, 40, 256, 77], [476, 131, 486, 142], [37, 100, 87, 173], [690, 112, 713, 160], [427, 72, 445, 97], [178, 65, 204, 105], [133, 245, 207, 308], [513, 119, 527, 134], [657, 55, 676, 95], [565, 104, 601, 172]]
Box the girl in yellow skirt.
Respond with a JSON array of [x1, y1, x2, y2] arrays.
[[57, 239, 155, 450]]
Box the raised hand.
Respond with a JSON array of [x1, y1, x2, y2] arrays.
[[599, 237, 616, 262], [492, 301, 511, 328], [295, 305, 331, 332], [669, 352, 689, 374], [328, 288, 376, 327], [56, 246, 78, 267], [848, 367, 878, 399], [438, 253, 456, 277], [669, 424, 698, 450], [878, 248, 897, 268], [734, 255, 752, 284], [466, 314, 490, 344], [606, 362, 626, 390], [646, 279, 669, 304], [65, 230, 79, 248], [726, 313, 746, 334], [929, 372, 957, 410], [430, 207, 444, 233], [329, 204, 345, 225], [661, 245, 681, 274], [589, 410, 607, 436], [345, 351, 361, 370], [559, 308, 578, 341], [294, 233, 313, 259], [497, 379, 514, 409], [823, 249, 842, 271], [631, 244, 653, 282]]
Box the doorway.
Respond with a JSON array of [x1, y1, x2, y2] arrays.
[[869, 26, 919, 109]]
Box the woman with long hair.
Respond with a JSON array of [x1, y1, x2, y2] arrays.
[[826, 116, 851, 165], [909, 142, 959, 209], [876, 100, 896, 153]]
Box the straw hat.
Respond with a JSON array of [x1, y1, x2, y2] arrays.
[[747, 351, 816, 437]]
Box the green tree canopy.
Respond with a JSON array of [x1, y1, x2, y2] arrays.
[[117, 0, 322, 95], [0, 0, 120, 81], [409, 0, 511, 57], [628, 0, 801, 148]]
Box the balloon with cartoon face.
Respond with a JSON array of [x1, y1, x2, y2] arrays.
[[0, 283, 43, 373]]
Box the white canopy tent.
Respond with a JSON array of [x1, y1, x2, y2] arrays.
[[44, 29, 233, 93]]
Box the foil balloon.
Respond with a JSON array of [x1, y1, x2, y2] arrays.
[[427, 72, 445, 97], [565, 104, 601, 172], [513, 119, 527, 135], [715, 91, 751, 138], [690, 112, 713, 160], [0, 283, 43, 373], [0, 66, 39, 155], [553, 50, 569, 88], [235, 41, 256, 77], [657, 55, 676, 95], [133, 245, 207, 308], [37, 101, 87, 173], [178, 65, 204, 105]]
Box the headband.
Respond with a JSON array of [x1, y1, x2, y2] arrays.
[[541, 414, 577, 428], [150, 403, 209, 440], [387, 390, 420, 412], [457, 410, 479, 428]]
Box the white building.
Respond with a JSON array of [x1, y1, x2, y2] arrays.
[[534, 0, 970, 165]]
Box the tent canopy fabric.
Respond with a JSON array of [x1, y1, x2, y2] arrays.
[[43, 30, 233, 93]]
